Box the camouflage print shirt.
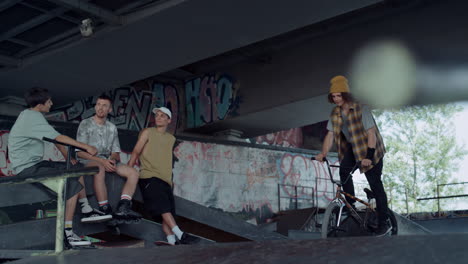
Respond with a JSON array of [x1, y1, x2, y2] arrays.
[[76, 116, 121, 160]]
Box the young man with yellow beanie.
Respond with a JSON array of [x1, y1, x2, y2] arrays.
[[315, 75, 391, 236]]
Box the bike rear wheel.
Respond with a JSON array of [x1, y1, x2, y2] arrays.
[[321, 203, 342, 238]]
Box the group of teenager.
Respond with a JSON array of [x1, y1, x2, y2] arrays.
[[7, 74, 392, 248], [7, 88, 198, 247]]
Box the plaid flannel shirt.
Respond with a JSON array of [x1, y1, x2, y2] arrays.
[[330, 102, 385, 173]]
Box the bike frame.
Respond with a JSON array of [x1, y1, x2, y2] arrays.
[[323, 159, 375, 230]]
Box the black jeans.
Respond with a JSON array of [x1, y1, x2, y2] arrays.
[[340, 146, 389, 223]]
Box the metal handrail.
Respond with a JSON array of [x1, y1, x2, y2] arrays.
[[277, 184, 315, 211]]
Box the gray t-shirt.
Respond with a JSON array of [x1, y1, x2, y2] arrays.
[[327, 104, 376, 141], [8, 109, 61, 174], [76, 117, 121, 160]]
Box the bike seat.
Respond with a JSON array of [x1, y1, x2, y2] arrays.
[[364, 188, 375, 200]]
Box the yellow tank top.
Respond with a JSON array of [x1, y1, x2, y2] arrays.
[[139, 128, 176, 186]]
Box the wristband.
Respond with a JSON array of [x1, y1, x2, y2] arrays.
[[366, 148, 375, 160]]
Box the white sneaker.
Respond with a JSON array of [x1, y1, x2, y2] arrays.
[[66, 232, 91, 247], [81, 208, 112, 223]]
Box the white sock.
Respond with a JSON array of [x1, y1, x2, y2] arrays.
[[167, 235, 176, 245], [121, 194, 132, 200], [79, 198, 93, 214], [98, 200, 109, 207], [171, 226, 184, 239], [65, 221, 73, 229], [64, 221, 73, 237]]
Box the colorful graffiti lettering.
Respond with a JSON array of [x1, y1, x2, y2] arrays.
[[185, 74, 240, 128], [47, 84, 179, 133]]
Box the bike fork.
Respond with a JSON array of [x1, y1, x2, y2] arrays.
[[336, 201, 345, 228]]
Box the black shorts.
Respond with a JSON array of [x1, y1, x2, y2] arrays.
[[17, 160, 84, 200], [138, 177, 175, 218]]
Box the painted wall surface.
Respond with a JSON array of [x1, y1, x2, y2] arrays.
[[185, 74, 241, 128], [45, 83, 180, 133], [45, 74, 240, 134], [1, 127, 338, 224], [43, 72, 304, 149], [252, 128, 303, 148], [172, 141, 338, 223]]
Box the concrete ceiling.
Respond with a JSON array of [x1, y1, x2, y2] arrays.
[[0, 0, 384, 106]]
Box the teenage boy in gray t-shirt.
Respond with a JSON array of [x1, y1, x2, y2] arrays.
[[8, 87, 99, 248]]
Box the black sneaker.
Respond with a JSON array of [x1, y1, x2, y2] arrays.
[[81, 207, 112, 223], [99, 204, 113, 215], [113, 199, 142, 220], [178, 233, 200, 245], [374, 221, 392, 237]]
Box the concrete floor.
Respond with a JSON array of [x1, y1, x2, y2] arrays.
[[9, 233, 468, 264]]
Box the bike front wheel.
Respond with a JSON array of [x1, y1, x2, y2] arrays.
[[321, 203, 342, 238]]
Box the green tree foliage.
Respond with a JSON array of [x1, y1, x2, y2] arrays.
[[374, 104, 467, 214]]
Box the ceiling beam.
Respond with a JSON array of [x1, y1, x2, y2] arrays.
[[8, 38, 34, 47], [0, 7, 69, 43], [0, 54, 20, 67], [116, 0, 158, 15], [124, 0, 188, 24], [49, 0, 122, 25], [16, 27, 79, 57], [0, 0, 22, 12], [20, 2, 81, 25]]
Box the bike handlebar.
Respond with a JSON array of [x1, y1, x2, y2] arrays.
[[311, 156, 362, 186]]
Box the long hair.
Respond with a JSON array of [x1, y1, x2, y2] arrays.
[[327, 92, 355, 104]]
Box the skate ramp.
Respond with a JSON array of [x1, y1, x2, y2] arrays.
[[276, 208, 319, 236], [174, 196, 287, 241], [413, 217, 468, 234], [393, 212, 432, 235]]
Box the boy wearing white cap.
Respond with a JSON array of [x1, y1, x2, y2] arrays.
[[128, 106, 199, 245]]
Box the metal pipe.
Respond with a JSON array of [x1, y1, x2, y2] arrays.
[[55, 178, 65, 254]]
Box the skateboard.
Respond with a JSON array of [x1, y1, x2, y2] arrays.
[[154, 241, 175, 246]]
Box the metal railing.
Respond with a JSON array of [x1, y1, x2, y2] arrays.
[[417, 182, 468, 216], [277, 183, 315, 211]]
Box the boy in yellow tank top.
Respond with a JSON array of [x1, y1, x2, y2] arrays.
[[128, 107, 199, 245]]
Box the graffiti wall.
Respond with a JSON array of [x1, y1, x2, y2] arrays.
[[172, 141, 338, 223], [44, 74, 240, 134], [252, 128, 304, 148], [185, 74, 241, 128], [46, 82, 180, 133]]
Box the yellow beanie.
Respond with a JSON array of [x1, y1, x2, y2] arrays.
[[329, 75, 350, 93]]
